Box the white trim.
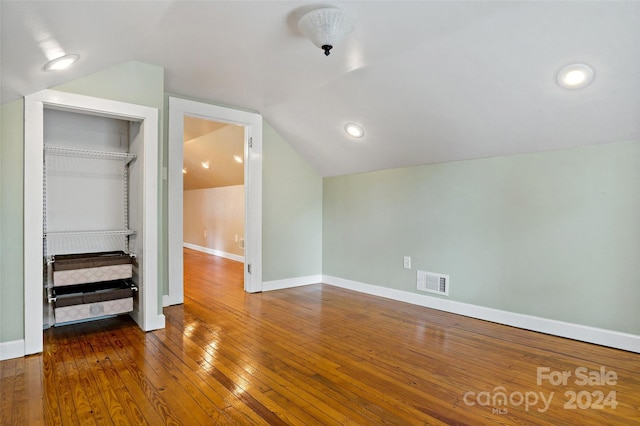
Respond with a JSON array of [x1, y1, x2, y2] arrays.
[[24, 90, 165, 354], [322, 275, 640, 354], [183, 242, 245, 263], [0, 340, 25, 361], [263, 275, 323, 292], [167, 101, 184, 306], [23, 98, 44, 355], [168, 97, 263, 299]]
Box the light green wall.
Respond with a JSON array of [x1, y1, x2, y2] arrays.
[[323, 140, 640, 335], [262, 122, 323, 281], [0, 62, 165, 344], [55, 61, 165, 109], [0, 100, 25, 343]]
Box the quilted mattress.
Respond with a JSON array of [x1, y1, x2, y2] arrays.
[[54, 298, 133, 323], [52, 251, 133, 286], [53, 280, 134, 324]]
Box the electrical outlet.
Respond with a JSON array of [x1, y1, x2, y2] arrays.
[[403, 256, 411, 269]]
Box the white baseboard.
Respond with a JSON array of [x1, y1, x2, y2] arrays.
[[183, 242, 244, 263], [262, 275, 323, 292], [144, 314, 166, 332], [322, 275, 640, 354], [163, 294, 185, 307], [0, 339, 25, 361]]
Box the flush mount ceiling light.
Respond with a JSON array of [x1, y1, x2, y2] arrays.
[[557, 63, 594, 89], [345, 123, 364, 138], [43, 53, 80, 71], [297, 7, 355, 56]]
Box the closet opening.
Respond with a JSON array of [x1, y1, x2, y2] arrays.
[[24, 90, 164, 356], [42, 109, 140, 329]]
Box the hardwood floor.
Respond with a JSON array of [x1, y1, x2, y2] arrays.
[[2, 247, 639, 425]]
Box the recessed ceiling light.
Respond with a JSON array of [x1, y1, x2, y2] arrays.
[[345, 123, 364, 138], [233, 155, 243, 164], [182, 168, 187, 174], [557, 63, 594, 89], [43, 54, 80, 71], [201, 161, 210, 169]]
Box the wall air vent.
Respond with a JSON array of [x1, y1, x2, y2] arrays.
[[417, 270, 449, 296]]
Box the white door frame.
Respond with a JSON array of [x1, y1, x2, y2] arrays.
[[23, 89, 164, 355], [167, 97, 262, 304]]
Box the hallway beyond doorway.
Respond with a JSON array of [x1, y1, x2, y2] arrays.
[[183, 247, 244, 296]]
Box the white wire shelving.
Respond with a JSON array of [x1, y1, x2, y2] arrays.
[[44, 145, 136, 165]]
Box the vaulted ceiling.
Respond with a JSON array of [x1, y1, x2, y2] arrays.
[[2, 1, 639, 176]]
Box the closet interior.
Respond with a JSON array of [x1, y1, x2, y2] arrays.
[[43, 108, 144, 327]]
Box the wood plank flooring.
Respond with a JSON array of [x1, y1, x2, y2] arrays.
[[1, 247, 639, 425]]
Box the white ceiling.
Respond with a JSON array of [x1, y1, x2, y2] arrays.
[[2, 1, 639, 177], [183, 116, 229, 143], [183, 118, 244, 191]]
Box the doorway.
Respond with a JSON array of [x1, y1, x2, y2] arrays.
[[182, 117, 246, 270], [167, 98, 263, 306]]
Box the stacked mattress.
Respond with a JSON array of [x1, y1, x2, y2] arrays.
[[51, 251, 135, 323]]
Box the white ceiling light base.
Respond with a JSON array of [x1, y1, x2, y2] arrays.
[[43, 54, 80, 71], [345, 123, 364, 138], [298, 7, 355, 56], [557, 63, 594, 89]]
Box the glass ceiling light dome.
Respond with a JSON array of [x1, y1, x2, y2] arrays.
[[298, 7, 356, 56]]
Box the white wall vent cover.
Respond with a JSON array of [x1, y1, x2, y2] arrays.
[[417, 270, 449, 296]]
